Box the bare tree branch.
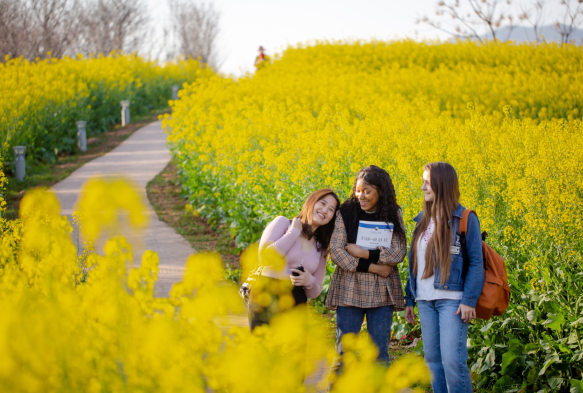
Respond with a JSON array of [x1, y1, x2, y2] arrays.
[[519, 0, 546, 42], [418, 0, 516, 43], [0, 0, 33, 59], [0, 0, 151, 61], [76, 0, 150, 55], [555, 0, 583, 44], [0, 0, 78, 60], [168, 0, 220, 67]]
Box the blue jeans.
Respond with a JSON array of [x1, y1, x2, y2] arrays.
[[417, 300, 472, 393], [333, 305, 394, 371]]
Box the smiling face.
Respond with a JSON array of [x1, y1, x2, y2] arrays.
[[422, 170, 435, 202], [355, 179, 380, 212], [311, 194, 338, 229]]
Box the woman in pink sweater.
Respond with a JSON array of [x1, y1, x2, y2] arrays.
[[249, 188, 340, 330]]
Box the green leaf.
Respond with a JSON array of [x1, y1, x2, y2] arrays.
[[572, 350, 583, 362], [558, 344, 573, 354], [414, 339, 424, 356], [570, 379, 582, 393], [501, 351, 518, 375], [480, 321, 494, 333], [543, 313, 565, 331], [524, 343, 540, 354], [494, 375, 514, 389], [548, 377, 564, 389], [485, 348, 496, 369], [527, 367, 539, 385], [539, 353, 560, 376], [527, 309, 537, 322]]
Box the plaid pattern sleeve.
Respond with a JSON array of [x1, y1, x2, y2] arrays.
[[329, 214, 360, 272], [377, 209, 407, 266], [326, 212, 406, 310]]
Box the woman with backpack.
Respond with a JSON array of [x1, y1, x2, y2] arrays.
[[249, 188, 340, 330], [404, 162, 485, 393], [326, 165, 407, 372]]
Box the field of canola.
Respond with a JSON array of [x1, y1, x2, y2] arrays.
[[0, 51, 432, 392], [0, 174, 430, 392], [0, 53, 213, 165], [164, 41, 583, 391]]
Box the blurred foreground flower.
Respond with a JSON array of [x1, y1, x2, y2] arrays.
[[0, 176, 430, 392]]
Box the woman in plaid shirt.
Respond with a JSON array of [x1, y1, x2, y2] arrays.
[[326, 165, 407, 373]]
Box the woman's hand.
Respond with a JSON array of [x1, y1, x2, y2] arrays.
[[291, 217, 303, 232], [290, 269, 311, 286], [345, 243, 369, 259], [455, 304, 476, 324], [405, 306, 416, 324], [368, 264, 392, 277]]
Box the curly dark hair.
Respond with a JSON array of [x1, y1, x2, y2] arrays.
[[339, 165, 405, 239]]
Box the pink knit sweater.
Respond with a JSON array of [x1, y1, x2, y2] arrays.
[[258, 216, 327, 299]]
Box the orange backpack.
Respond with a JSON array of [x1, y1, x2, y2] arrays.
[[460, 210, 510, 320]]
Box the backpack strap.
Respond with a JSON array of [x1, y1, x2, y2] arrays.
[[460, 209, 478, 277], [459, 209, 476, 237]]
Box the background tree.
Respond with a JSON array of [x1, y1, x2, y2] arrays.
[[518, 0, 546, 42], [418, 0, 514, 44], [1, 0, 221, 65], [0, 0, 152, 61], [167, 0, 220, 67], [75, 0, 150, 55], [30, 0, 76, 59], [0, 0, 33, 59], [0, 0, 76, 60], [555, 0, 583, 43], [419, 0, 583, 44]]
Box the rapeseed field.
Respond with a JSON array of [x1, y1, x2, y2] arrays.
[[165, 40, 583, 391], [0, 53, 213, 164]]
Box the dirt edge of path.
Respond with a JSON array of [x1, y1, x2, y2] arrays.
[[145, 159, 241, 276]]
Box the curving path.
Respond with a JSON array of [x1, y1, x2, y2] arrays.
[[52, 121, 194, 297]]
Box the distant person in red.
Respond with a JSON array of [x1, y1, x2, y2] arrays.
[[255, 46, 270, 71]]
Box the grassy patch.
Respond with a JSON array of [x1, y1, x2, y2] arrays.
[[2, 109, 169, 220], [146, 160, 241, 277]]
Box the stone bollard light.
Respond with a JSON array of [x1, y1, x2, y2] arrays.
[[172, 85, 179, 100], [13, 146, 26, 181], [76, 121, 87, 152], [121, 100, 130, 126]]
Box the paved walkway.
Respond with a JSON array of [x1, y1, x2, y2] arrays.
[[52, 120, 194, 297]]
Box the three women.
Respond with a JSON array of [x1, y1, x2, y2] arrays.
[[250, 162, 484, 392]]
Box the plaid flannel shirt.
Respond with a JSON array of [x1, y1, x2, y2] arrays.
[[325, 210, 407, 310]]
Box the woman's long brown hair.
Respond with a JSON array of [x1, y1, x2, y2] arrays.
[[410, 162, 460, 285], [297, 188, 341, 256]]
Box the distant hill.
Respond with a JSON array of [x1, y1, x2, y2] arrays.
[[480, 24, 583, 45]]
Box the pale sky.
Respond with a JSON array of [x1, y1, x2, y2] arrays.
[[209, 0, 450, 76], [148, 0, 568, 76]]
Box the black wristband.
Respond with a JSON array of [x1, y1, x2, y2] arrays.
[[368, 249, 380, 263], [356, 259, 372, 273]]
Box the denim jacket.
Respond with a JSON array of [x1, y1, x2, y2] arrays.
[[404, 203, 485, 308]]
